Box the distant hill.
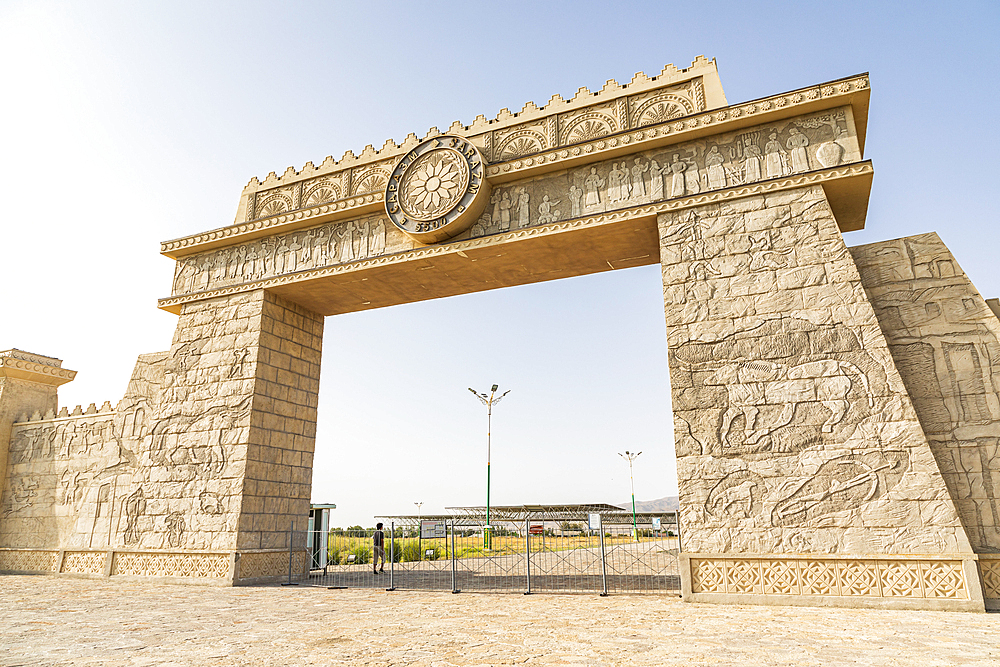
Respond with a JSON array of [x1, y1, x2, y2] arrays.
[[614, 496, 678, 512]]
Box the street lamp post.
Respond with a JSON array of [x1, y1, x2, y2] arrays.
[[415, 501, 423, 558], [619, 450, 642, 541], [469, 384, 510, 550]]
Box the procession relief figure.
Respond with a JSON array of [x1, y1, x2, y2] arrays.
[[705, 145, 727, 189], [649, 159, 664, 199], [491, 191, 501, 223], [742, 134, 762, 181], [339, 221, 356, 262], [214, 249, 229, 282], [516, 188, 530, 228], [274, 237, 289, 274], [499, 192, 512, 230], [300, 230, 315, 266], [669, 154, 687, 197], [357, 220, 371, 259], [583, 167, 604, 207], [607, 162, 624, 202], [246, 244, 259, 280], [625, 162, 637, 200], [631, 158, 648, 198], [569, 185, 583, 217], [371, 219, 386, 256], [537, 195, 561, 224], [764, 132, 788, 178], [314, 227, 329, 265], [786, 127, 810, 173], [230, 246, 244, 279], [287, 235, 301, 272]]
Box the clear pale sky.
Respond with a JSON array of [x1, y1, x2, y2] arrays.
[[1, 1, 997, 527]]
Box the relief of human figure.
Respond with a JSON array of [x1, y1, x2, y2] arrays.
[[631, 158, 648, 198], [284, 235, 298, 272], [314, 227, 329, 265], [246, 244, 260, 279], [583, 167, 604, 207], [261, 239, 275, 276], [786, 127, 810, 173], [537, 195, 561, 223], [499, 192, 512, 230], [214, 249, 230, 282], [742, 135, 762, 181], [230, 246, 245, 279], [371, 219, 386, 256], [669, 154, 687, 197], [357, 220, 371, 258], [491, 191, 501, 223], [274, 237, 289, 274], [621, 162, 634, 200], [569, 185, 583, 217], [607, 162, 624, 202], [300, 230, 315, 266], [516, 188, 530, 227], [764, 132, 788, 178], [339, 221, 356, 263], [704, 145, 727, 190], [649, 159, 664, 199]]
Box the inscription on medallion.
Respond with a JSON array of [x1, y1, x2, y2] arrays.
[[386, 135, 490, 243]]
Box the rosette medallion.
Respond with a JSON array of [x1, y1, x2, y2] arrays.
[[385, 135, 490, 243]]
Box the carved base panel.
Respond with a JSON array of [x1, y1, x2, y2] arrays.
[[0, 547, 310, 585], [681, 553, 986, 611]]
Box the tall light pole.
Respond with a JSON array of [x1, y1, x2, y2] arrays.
[[619, 450, 642, 541], [414, 501, 423, 557], [469, 384, 510, 549]]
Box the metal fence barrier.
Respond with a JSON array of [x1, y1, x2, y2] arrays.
[[295, 514, 680, 596]]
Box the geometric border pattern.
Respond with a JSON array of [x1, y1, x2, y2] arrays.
[[111, 552, 229, 578], [237, 550, 308, 581], [691, 558, 968, 600], [980, 556, 1000, 600], [61, 551, 107, 575], [0, 549, 59, 573]]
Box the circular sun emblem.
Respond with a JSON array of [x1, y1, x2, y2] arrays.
[[386, 135, 490, 243]]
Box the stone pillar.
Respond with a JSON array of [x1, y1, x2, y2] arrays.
[[851, 233, 1000, 607], [659, 186, 982, 610], [0, 351, 75, 513]]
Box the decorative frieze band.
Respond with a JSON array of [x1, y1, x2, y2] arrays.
[[0, 355, 77, 385], [690, 556, 970, 600], [160, 73, 869, 257], [158, 161, 874, 313]]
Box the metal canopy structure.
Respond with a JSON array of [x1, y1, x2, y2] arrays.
[[377, 503, 677, 526]]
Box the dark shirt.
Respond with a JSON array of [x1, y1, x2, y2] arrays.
[[373, 529, 384, 548]]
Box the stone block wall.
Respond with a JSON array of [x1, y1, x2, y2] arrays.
[[0, 289, 323, 583], [237, 293, 323, 550]]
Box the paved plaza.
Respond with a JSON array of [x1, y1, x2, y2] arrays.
[[1, 575, 998, 666]]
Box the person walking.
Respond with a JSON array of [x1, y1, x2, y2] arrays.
[[373, 522, 386, 574]]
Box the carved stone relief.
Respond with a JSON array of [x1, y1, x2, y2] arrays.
[[660, 187, 969, 557], [851, 233, 1000, 553]]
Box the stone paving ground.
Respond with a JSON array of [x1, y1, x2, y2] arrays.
[[1, 575, 999, 666]]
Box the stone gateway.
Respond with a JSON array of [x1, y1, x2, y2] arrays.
[[2, 57, 998, 611]]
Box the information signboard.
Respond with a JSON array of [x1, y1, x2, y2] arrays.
[[420, 520, 446, 539]]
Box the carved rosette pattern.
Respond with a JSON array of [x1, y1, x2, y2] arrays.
[[691, 558, 969, 599], [0, 549, 59, 572], [110, 552, 229, 578]]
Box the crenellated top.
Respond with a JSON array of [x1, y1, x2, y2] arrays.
[[161, 57, 726, 255], [13, 401, 117, 424], [160, 63, 871, 260]]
